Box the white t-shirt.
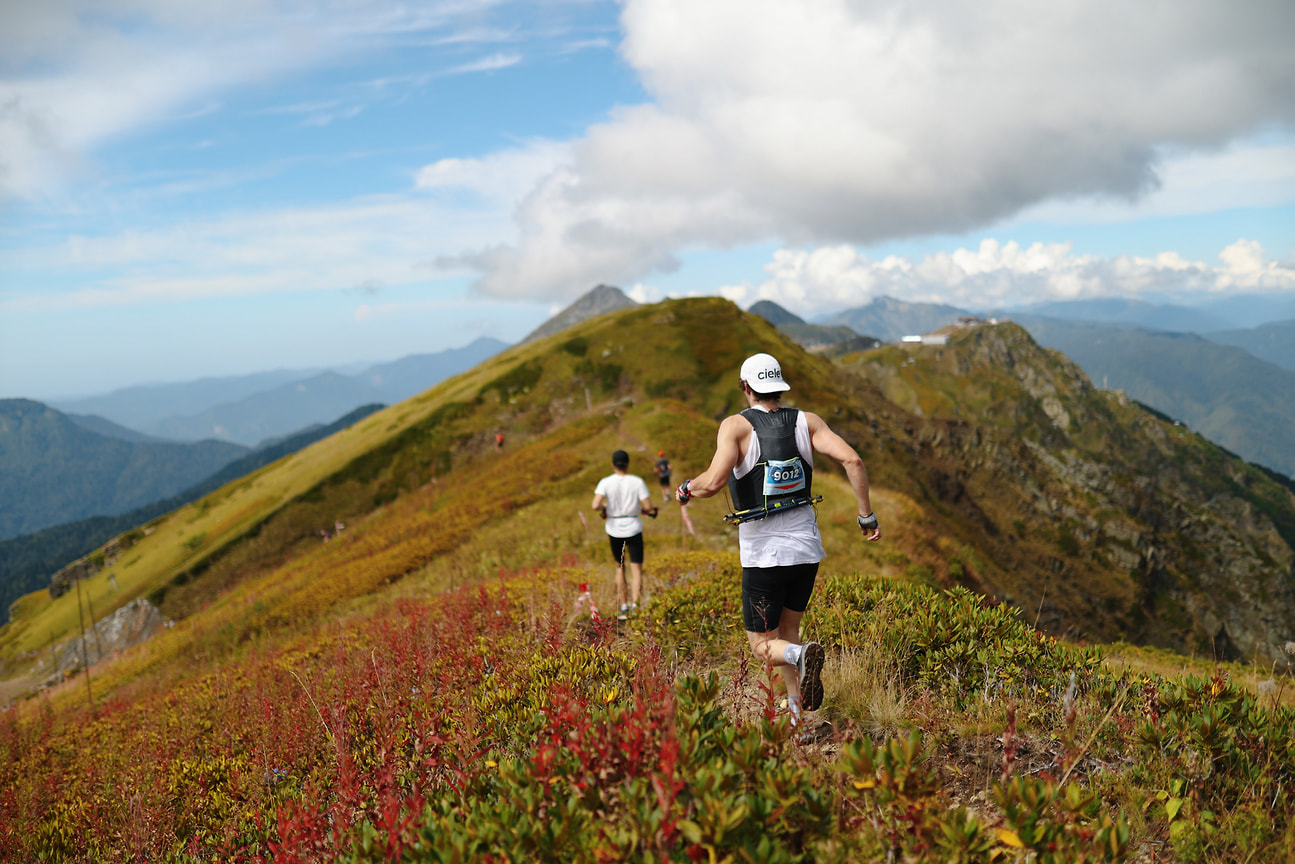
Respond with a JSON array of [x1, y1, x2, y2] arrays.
[[594, 473, 652, 538], [733, 408, 826, 568]]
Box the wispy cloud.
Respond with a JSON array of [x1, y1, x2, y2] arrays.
[[444, 52, 523, 75], [302, 105, 365, 127], [432, 27, 519, 46], [255, 100, 346, 117], [0, 184, 530, 313], [0, 0, 561, 201]]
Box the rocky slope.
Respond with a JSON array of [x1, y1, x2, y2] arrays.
[[846, 321, 1295, 666]]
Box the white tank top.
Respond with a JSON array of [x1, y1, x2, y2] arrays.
[[732, 408, 825, 568]]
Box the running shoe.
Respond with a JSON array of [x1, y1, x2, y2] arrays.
[[797, 641, 826, 711]]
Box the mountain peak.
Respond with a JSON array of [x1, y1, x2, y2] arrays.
[[522, 284, 638, 344], [748, 300, 805, 326]]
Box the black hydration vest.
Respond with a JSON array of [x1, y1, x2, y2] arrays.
[[727, 408, 813, 515]]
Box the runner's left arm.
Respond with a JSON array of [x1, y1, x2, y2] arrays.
[[806, 412, 881, 541]]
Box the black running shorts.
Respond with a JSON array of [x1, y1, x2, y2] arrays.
[[741, 562, 820, 633], [608, 533, 645, 565]]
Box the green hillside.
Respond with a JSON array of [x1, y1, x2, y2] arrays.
[[0, 400, 249, 541], [0, 403, 385, 624], [2, 299, 1294, 862]]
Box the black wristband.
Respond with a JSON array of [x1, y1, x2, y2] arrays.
[[857, 513, 879, 530]]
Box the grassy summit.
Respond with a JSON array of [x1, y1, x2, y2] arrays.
[[1, 299, 1293, 861]]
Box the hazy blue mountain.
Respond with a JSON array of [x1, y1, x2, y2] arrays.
[[1012, 315, 1295, 477], [823, 295, 969, 343], [49, 340, 510, 447], [1205, 318, 1295, 373], [1007, 298, 1227, 333], [0, 403, 385, 621], [0, 400, 249, 541], [1199, 292, 1295, 329], [52, 368, 326, 430], [144, 371, 384, 445], [66, 413, 167, 443], [749, 300, 881, 353], [353, 337, 508, 404]]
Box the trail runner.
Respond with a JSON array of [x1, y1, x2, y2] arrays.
[[593, 450, 657, 620], [676, 353, 881, 720]]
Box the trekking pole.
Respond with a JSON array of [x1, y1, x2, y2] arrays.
[[618, 539, 628, 619], [85, 589, 105, 664], [74, 574, 92, 707]]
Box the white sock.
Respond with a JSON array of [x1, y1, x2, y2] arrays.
[[784, 644, 803, 665]]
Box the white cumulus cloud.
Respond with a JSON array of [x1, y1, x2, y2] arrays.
[[720, 239, 1295, 313], [457, 0, 1295, 299]]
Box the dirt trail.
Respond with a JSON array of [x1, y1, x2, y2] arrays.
[[0, 674, 36, 710]]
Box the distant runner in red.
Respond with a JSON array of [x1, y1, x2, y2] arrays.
[[676, 353, 881, 722], [652, 450, 673, 502], [495, 432, 505, 452]]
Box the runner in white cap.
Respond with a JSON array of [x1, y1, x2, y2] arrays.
[[676, 352, 881, 720]]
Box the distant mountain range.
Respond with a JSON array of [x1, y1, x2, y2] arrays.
[[0, 403, 384, 622], [747, 301, 881, 354], [823, 295, 969, 343], [1205, 318, 1295, 373], [1007, 297, 1226, 334], [52, 337, 507, 446], [0, 400, 249, 542], [1005, 292, 1295, 331]]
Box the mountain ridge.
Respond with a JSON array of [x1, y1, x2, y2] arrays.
[[5, 298, 1292, 675], [49, 338, 508, 445]]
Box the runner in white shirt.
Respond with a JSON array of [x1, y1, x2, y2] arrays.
[[676, 353, 881, 720], [592, 450, 656, 620]]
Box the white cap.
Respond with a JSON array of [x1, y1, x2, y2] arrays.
[[740, 353, 791, 392]]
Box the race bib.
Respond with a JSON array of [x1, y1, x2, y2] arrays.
[[762, 458, 806, 496]]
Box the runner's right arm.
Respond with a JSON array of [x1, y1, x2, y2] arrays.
[[684, 415, 748, 499]]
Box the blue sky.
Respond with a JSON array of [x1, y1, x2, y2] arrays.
[[2, 0, 1293, 400]]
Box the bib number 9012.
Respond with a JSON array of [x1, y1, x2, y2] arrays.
[[762, 458, 805, 495]]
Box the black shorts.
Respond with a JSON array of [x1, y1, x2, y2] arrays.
[[609, 533, 644, 565], [658, 475, 671, 487], [741, 562, 820, 633]]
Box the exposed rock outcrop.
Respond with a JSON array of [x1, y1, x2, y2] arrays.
[[47, 598, 169, 685], [850, 322, 1295, 669], [49, 532, 137, 598]]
